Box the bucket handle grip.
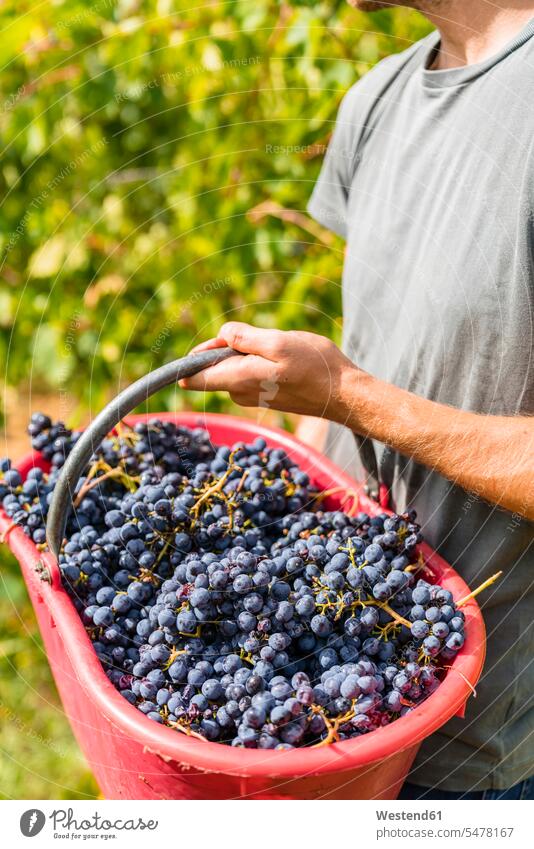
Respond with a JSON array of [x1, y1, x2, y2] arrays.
[[45, 347, 240, 557]]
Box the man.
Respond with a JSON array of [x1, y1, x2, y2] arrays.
[[181, 1, 534, 799]]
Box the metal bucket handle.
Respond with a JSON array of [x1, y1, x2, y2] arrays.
[[45, 347, 240, 557]]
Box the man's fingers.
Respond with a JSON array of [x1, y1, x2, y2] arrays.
[[180, 353, 248, 391], [217, 322, 283, 360], [180, 354, 276, 395]]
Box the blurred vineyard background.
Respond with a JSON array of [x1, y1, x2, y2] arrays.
[[0, 0, 431, 799]]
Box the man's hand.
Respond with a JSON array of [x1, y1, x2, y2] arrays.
[[181, 322, 361, 421], [182, 321, 534, 520]]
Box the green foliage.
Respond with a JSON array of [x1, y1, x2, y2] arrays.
[[0, 547, 99, 799], [0, 0, 431, 418]]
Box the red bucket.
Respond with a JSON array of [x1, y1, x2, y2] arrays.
[[0, 412, 486, 800]]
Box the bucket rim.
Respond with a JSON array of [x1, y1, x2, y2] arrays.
[[2, 411, 486, 780]]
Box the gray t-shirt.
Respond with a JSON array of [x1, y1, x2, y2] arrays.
[[308, 22, 534, 791]]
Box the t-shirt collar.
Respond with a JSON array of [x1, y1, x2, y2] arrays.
[[420, 16, 534, 90]]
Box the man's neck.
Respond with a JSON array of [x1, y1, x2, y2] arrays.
[[422, 1, 534, 69]]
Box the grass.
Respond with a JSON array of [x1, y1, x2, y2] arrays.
[[0, 546, 99, 800]]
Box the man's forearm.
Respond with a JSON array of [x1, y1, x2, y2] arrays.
[[335, 368, 534, 520]]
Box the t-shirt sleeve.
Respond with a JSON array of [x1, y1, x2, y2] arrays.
[[307, 49, 413, 239], [307, 87, 360, 240]]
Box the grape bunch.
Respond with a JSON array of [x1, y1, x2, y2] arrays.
[[0, 413, 468, 749]]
